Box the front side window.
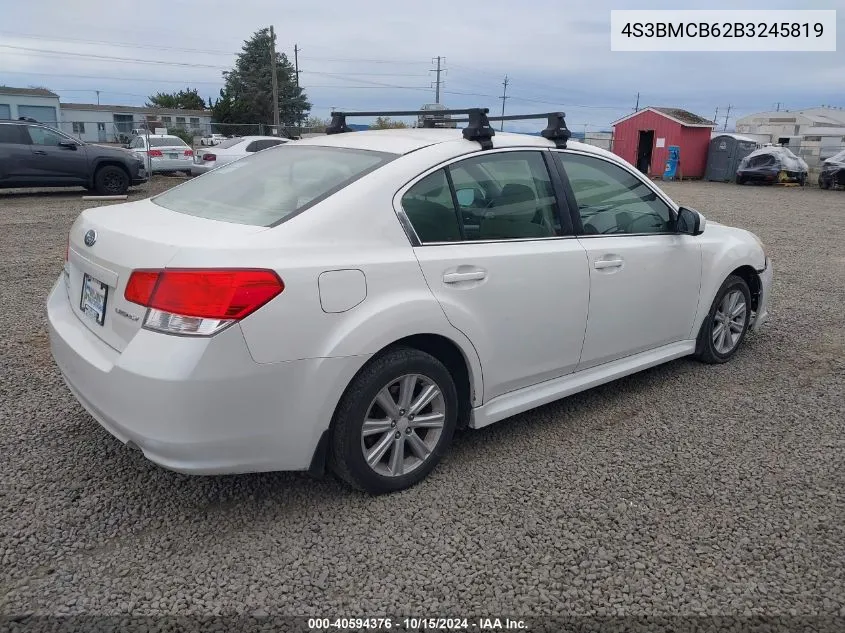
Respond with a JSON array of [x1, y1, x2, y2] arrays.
[[401, 151, 562, 244], [153, 145, 394, 226], [558, 152, 674, 235], [26, 126, 65, 146]]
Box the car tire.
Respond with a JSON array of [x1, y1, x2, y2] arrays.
[[94, 165, 129, 195], [695, 275, 752, 365], [736, 175, 745, 185], [819, 176, 829, 189], [329, 346, 458, 494]]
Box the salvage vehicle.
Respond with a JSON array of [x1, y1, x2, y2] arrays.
[[818, 150, 845, 190], [736, 146, 808, 185], [47, 108, 772, 494]]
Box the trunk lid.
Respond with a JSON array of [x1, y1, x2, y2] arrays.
[[66, 198, 268, 352]]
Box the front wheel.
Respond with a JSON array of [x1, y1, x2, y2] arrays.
[[329, 347, 458, 494], [94, 165, 129, 195], [695, 275, 752, 364]]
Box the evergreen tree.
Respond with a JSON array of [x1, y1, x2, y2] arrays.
[[212, 28, 310, 128], [146, 88, 206, 110]]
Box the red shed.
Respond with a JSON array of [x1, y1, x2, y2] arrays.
[[611, 107, 715, 179]]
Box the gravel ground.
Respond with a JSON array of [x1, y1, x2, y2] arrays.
[[1, 177, 843, 626]]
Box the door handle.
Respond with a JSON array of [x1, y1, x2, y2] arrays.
[[443, 270, 486, 283], [33, 150, 47, 155], [594, 258, 623, 270]]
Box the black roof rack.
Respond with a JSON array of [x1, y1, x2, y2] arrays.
[[327, 108, 496, 149], [325, 108, 571, 150], [449, 112, 571, 149]]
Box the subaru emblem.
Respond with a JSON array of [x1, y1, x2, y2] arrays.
[[84, 230, 97, 247]]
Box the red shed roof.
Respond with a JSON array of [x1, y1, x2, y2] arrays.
[[612, 107, 715, 128]]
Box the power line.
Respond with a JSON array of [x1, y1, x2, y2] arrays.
[[0, 31, 237, 55], [0, 44, 225, 68]]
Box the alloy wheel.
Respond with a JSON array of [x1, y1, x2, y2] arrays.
[[712, 289, 747, 354], [360, 373, 446, 478]]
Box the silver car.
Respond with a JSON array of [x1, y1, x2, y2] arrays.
[[129, 134, 195, 175], [191, 136, 288, 175]]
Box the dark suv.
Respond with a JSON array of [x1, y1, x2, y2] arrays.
[[0, 120, 148, 195]]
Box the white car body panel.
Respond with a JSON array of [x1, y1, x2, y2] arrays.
[[191, 136, 287, 175], [129, 134, 193, 173], [46, 128, 772, 477]]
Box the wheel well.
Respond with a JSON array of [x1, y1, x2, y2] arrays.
[[93, 161, 130, 183], [389, 334, 474, 431], [310, 333, 476, 478], [730, 265, 762, 312]]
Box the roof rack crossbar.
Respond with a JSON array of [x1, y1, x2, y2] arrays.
[[326, 107, 496, 150], [449, 112, 571, 149]]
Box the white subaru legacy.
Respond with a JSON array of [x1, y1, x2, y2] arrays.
[[47, 112, 772, 494]]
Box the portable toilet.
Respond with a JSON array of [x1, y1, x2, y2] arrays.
[[705, 134, 759, 182], [663, 145, 680, 180]]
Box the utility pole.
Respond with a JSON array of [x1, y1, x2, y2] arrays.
[[269, 25, 280, 133], [431, 56, 444, 104], [775, 102, 782, 112], [294, 44, 301, 136], [714, 107, 719, 124], [635, 92, 640, 112], [723, 104, 732, 131], [499, 75, 509, 131], [95, 90, 100, 105]]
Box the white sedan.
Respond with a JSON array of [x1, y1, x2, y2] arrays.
[[200, 133, 227, 146], [47, 117, 772, 494], [190, 136, 288, 175], [128, 134, 194, 175]]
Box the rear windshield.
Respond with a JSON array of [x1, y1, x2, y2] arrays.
[[150, 137, 189, 147], [152, 145, 396, 226]]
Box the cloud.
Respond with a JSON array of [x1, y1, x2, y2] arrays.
[[1, 0, 842, 129]]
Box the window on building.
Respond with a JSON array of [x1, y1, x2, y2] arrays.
[[161, 116, 171, 124], [190, 117, 199, 127], [97, 122, 106, 131], [72, 122, 86, 134], [175, 116, 186, 125]]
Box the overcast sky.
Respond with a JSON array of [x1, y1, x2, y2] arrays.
[[1, 0, 843, 131]]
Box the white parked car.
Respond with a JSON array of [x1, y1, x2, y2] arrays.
[[200, 133, 227, 146], [47, 111, 772, 494], [128, 134, 194, 175], [191, 136, 288, 175]]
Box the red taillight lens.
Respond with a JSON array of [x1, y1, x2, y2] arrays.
[[203, 153, 216, 161], [125, 269, 284, 320], [184, 149, 194, 156], [148, 149, 163, 157], [124, 270, 161, 305]]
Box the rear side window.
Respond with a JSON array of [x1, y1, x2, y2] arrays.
[[152, 145, 395, 226], [215, 138, 242, 149], [401, 151, 562, 243], [0, 124, 25, 144]]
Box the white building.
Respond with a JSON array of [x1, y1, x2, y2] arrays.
[[59, 103, 213, 143], [735, 107, 845, 161], [0, 87, 61, 123]]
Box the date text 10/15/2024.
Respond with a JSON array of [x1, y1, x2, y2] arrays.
[[307, 617, 528, 631]]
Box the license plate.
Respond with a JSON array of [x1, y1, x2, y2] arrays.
[[167, 152, 179, 159], [80, 273, 108, 326]]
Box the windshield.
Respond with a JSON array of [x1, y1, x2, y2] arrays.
[[149, 137, 189, 147], [152, 144, 396, 226]]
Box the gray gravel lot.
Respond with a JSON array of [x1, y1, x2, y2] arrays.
[[1, 177, 843, 623]]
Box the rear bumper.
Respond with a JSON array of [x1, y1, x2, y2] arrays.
[[46, 277, 366, 475], [150, 157, 194, 173], [751, 258, 773, 331], [190, 162, 214, 175]]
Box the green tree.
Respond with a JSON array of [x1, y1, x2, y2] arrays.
[[212, 28, 310, 128], [370, 116, 408, 130], [146, 88, 207, 110], [303, 116, 331, 132]]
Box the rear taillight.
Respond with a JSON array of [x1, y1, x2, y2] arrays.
[[124, 269, 284, 336], [203, 153, 216, 161], [184, 149, 194, 156], [148, 149, 163, 157]]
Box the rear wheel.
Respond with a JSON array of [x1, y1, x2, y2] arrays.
[[94, 165, 129, 195], [819, 175, 829, 189], [695, 275, 752, 364], [330, 347, 458, 494], [736, 175, 745, 185]]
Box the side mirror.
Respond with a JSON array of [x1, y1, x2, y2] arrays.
[[677, 206, 706, 236], [58, 140, 78, 150]]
